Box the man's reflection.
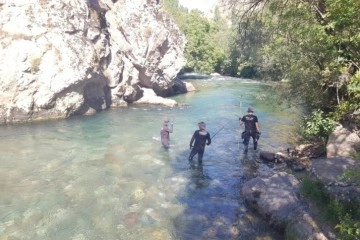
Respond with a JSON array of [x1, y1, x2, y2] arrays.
[[189, 161, 208, 188]]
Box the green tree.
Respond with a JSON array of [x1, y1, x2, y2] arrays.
[[225, 0, 359, 111], [162, 0, 229, 74]]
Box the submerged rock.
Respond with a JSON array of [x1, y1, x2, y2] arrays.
[[259, 151, 276, 162], [123, 212, 140, 227]]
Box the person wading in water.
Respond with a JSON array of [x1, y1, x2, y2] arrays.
[[239, 107, 261, 153], [188, 121, 211, 163], [160, 117, 173, 148]]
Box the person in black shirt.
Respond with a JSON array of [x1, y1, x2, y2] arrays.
[[239, 107, 260, 153], [189, 121, 211, 163]]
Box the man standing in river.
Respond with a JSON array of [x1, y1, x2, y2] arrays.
[[239, 107, 260, 153], [189, 121, 211, 163]]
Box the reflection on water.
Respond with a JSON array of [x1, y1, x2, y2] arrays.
[[0, 77, 300, 239]]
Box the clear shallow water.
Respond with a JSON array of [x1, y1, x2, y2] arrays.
[[0, 76, 301, 240]]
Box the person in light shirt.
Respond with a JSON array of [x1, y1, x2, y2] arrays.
[[160, 117, 173, 148]]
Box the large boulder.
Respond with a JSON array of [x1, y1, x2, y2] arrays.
[[241, 171, 329, 240], [310, 157, 360, 203], [327, 124, 360, 158], [0, 0, 186, 124], [134, 88, 177, 107]]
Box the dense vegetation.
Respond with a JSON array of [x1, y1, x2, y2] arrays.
[[162, 0, 359, 238], [162, 0, 233, 74], [163, 0, 359, 116], [228, 0, 360, 122]]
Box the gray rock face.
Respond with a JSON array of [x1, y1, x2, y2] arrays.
[[241, 172, 329, 240], [311, 157, 360, 202], [0, 0, 186, 124], [242, 172, 302, 227], [327, 125, 360, 158]]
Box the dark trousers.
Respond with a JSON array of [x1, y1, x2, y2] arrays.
[[189, 146, 205, 163], [243, 131, 258, 150]]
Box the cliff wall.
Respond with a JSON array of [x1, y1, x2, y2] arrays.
[[0, 0, 186, 124]]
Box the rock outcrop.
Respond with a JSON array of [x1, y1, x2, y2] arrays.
[[0, 0, 186, 124], [243, 122, 359, 239], [311, 123, 360, 203], [242, 170, 329, 240], [326, 124, 360, 158], [311, 157, 360, 203]]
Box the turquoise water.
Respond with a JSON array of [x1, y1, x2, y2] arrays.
[[0, 76, 301, 239]]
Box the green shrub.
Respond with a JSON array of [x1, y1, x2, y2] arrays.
[[302, 109, 336, 144], [335, 214, 360, 240]]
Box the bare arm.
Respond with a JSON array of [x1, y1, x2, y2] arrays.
[[168, 123, 173, 133], [255, 122, 260, 132], [162, 124, 173, 133]]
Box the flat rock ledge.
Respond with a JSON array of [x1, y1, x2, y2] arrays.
[[241, 171, 329, 240], [311, 157, 360, 203], [245, 124, 359, 239]]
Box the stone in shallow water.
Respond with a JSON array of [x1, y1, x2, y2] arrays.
[[140, 214, 156, 226], [144, 208, 161, 222], [123, 212, 140, 227], [132, 188, 145, 201], [259, 151, 276, 162], [150, 229, 172, 240]]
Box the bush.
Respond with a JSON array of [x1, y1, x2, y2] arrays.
[[302, 109, 336, 144], [342, 152, 360, 184], [335, 214, 360, 240]]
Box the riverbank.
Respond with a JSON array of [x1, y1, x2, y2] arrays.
[[241, 124, 360, 239]]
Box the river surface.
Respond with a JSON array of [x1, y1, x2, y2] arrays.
[[0, 76, 302, 240]]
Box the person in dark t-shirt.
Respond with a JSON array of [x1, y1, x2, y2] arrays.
[[239, 107, 261, 153], [188, 121, 211, 163]]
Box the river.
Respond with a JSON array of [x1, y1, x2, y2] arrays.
[[0, 76, 301, 239]]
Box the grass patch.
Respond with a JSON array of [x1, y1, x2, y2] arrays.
[[343, 152, 360, 184], [300, 176, 360, 239]]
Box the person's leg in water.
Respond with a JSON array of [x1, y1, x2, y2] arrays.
[[189, 147, 198, 162], [197, 149, 204, 163], [243, 132, 250, 153], [251, 132, 257, 150], [162, 143, 170, 150]]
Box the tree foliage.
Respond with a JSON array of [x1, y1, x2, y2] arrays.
[[301, 109, 335, 144], [162, 0, 231, 74], [163, 0, 359, 119], [222, 0, 360, 116]]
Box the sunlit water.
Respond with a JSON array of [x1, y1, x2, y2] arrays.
[[0, 76, 302, 240]]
